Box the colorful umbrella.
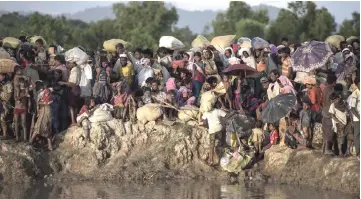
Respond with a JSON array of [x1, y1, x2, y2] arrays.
[[222, 64, 259, 76], [325, 35, 345, 50], [251, 37, 269, 50], [261, 93, 296, 123], [291, 41, 333, 72]]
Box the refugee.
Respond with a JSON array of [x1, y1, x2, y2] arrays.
[[13, 77, 30, 141], [200, 108, 227, 165], [262, 123, 279, 152], [329, 92, 349, 156], [248, 120, 265, 155], [30, 87, 53, 151], [300, 99, 313, 148]]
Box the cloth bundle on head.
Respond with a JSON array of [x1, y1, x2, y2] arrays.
[[303, 76, 317, 85], [119, 54, 127, 58]]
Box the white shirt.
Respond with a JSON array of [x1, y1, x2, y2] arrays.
[[68, 66, 81, 85], [267, 82, 280, 100], [202, 109, 227, 134], [329, 102, 348, 131], [348, 89, 360, 121]]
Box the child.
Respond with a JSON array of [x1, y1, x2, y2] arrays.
[[262, 123, 279, 152], [14, 77, 31, 142], [299, 99, 313, 148], [33, 39, 46, 63], [221, 75, 233, 110], [30, 88, 53, 151], [141, 87, 153, 106], [112, 82, 128, 120], [77, 97, 96, 141], [200, 108, 227, 165], [248, 120, 265, 154], [164, 90, 178, 121], [329, 93, 349, 156]]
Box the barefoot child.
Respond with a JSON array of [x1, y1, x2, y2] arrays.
[[14, 77, 31, 141], [30, 88, 53, 151], [262, 123, 279, 152], [248, 120, 265, 155]]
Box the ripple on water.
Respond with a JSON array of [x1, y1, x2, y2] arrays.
[[0, 180, 357, 199]]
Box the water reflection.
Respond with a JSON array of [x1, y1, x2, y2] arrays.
[[0, 180, 356, 199]]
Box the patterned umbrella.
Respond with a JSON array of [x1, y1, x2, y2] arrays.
[[261, 93, 296, 124], [291, 41, 333, 72], [251, 37, 269, 50]]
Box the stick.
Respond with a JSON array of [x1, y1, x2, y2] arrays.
[[151, 96, 198, 121]]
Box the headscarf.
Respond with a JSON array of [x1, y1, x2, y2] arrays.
[[278, 75, 296, 95], [223, 47, 240, 67], [269, 44, 278, 55], [238, 48, 256, 69]]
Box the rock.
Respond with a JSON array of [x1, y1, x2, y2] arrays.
[[262, 145, 360, 195]]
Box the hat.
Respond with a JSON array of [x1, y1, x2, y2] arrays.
[[277, 45, 286, 50], [119, 54, 127, 58], [260, 77, 269, 83]]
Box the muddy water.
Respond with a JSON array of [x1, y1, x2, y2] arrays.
[[0, 180, 357, 199]]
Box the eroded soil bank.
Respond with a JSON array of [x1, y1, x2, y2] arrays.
[[0, 119, 359, 196]]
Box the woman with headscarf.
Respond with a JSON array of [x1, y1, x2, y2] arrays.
[[336, 53, 357, 82], [277, 75, 297, 95], [221, 47, 240, 68], [238, 48, 256, 69], [202, 49, 221, 81]]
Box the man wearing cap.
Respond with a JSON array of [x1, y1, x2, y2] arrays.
[[116, 54, 134, 85], [261, 75, 280, 100]]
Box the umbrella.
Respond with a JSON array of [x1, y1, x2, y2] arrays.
[[237, 37, 252, 48], [251, 37, 269, 50], [325, 35, 345, 49], [222, 64, 259, 76], [261, 93, 296, 123], [291, 40, 333, 72]]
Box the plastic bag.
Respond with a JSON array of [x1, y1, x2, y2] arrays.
[[0, 59, 17, 73], [2, 37, 20, 49], [192, 35, 210, 49], [0, 48, 11, 59], [65, 47, 88, 65], [29, 36, 47, 46], [159, 36, 185, 50], [199, 91, 217, 113], [210, 35, 236, 53], [89, 104, 114, 123], [103, 39, 131, 52], [178, 105, 199, 122], [136, 103, 163, 123]]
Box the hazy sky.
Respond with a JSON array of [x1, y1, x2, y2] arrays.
[[0, 1, 359, 22]]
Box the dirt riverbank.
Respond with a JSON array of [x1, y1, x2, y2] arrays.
[[0, 119, 358, 195]]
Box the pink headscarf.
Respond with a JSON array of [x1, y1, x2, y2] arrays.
[[278, 75, 296, 95], [166, 77, 176, 92]]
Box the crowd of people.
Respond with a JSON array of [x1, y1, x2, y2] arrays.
[[0, 35, 359, 165]]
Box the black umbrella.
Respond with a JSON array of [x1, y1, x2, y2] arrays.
[[261, 93, 296, 123]]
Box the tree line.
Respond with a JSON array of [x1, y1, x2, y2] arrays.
[[0, 1, 358, 51]]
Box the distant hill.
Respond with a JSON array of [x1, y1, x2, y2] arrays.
[[66, 4, 282, 34]]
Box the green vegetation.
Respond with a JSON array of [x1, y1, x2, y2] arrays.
[[0, 1, 358, 51]]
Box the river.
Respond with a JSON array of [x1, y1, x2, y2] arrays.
[[0, 180, 357, 199]]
